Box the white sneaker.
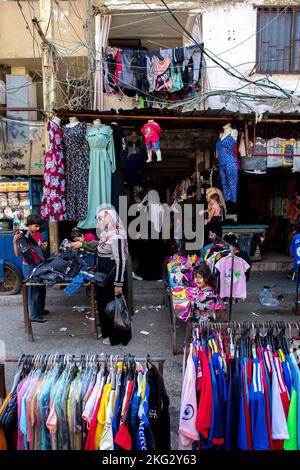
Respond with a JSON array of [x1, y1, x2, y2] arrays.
[[157, 157, 162, 162], [146, 158, 152, 163], [102, 338, 110, 345], [132, 272, 143, 281]]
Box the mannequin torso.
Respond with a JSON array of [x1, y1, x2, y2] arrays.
[[66, 117, 80, 128], [52, 116, 61, 127], [220, 124, 238, 141]]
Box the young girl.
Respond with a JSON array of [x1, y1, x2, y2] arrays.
[[70, 228, 97, 243], [190, 265, 223, 323], [202, 193, 223, 242]]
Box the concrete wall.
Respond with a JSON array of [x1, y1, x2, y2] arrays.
[[0, 0, 87, 61], [202, 1, 300, 113]]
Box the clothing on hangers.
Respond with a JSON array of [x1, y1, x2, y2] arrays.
[[0, 355, 170, 451], [180, 324, 300, 450]]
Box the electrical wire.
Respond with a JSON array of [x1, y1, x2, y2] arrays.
[[158, 0, 296, 100]]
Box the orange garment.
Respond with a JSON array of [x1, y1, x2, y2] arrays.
[[0, 393, 12, 450]]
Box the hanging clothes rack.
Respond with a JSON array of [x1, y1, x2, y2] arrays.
[[0, 354, 166, 399], [210, 234, 235, 321]]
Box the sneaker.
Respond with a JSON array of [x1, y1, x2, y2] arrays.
[[31, 317, 47, 323], [102, 338, 111, 345], [132, 272, 143, 281]]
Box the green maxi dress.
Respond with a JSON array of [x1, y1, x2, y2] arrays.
[[78, 125, 116, 229]]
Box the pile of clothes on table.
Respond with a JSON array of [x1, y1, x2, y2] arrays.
[[29, 240, 96, 295], [166, 254, 200, 322]]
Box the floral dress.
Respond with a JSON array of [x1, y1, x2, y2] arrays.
[[190, 287, 223, 323], [41, 120, 66, 221]]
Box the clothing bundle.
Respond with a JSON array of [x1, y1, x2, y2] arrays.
[[103, 45, 203, 101], [0, 355, 170, 451], [28, 249, 96, 289], [179, 323, 300, 451]]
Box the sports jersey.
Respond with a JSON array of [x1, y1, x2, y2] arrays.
[[196, 348, 213, 439], [249, 358, 269, 450], [178, 347, 199, 449], [290, 233, 300, 274]]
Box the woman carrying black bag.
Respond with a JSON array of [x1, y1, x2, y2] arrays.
[[71, 206, 132, 346]]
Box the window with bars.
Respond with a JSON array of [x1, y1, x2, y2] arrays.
[[256, 7, 300, 73]]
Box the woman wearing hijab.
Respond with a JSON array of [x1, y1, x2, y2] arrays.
[[71, 206, 132, 346]]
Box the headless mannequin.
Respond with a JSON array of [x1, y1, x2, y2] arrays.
[[52, 116, 61, 127], [143, 119, 162, 163], [128, 130, 139, 143], [93, 118, 102, 127], [66, 116, 79, 128], [220, 123, 238, 141], [218, 123, 238, 214]]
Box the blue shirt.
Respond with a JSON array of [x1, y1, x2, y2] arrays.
[[290, 233, 300, 274]]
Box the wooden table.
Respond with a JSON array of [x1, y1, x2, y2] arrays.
[[22, 281, 97, 342]]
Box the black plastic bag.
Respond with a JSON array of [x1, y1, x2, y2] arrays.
[[104, 299, 115, 319], [114, 294, 131, 330]]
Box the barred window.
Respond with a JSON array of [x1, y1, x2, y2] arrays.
[[256, 7, 300, 73]]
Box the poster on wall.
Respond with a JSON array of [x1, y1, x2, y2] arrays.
[[0, 119, 45, 176]]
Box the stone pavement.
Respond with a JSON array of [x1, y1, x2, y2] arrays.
[[0, 271, 298, 449]]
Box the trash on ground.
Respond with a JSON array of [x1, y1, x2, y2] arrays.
[[134, 309, 139, 313], [259, 287, 279, 307], [72, 306, 89, 313], [251, 312, 260, 317], [149, 323, 155, 327], [140, 330, 150, 335], [85, 314, 95, 321], [60, 327, 68, 332]]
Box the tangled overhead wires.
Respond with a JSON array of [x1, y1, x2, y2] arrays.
[[158, 0, 295, 100]]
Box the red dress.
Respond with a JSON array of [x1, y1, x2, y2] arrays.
[[41, 120, 66, 221]]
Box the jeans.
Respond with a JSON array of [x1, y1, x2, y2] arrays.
[[22, 263, 46, 319]]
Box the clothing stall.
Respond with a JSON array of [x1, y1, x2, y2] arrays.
[[180, 321, 300, 451], [0, 354, 169, 451]]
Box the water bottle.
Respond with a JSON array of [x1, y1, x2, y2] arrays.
[[259, 286, 279, 307]]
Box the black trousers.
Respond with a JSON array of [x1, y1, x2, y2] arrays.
[[96, 256, 132, 346]]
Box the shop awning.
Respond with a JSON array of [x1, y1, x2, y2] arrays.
[[54, 107, 300, 123]]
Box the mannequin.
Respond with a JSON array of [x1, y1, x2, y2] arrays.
[[63, 118, 89, 220], [141, 119, 162, 163], [220, 123, 238, 141], [215, 123, 238, 206], [52, 116, 61, 127], [78, 121, 116, 228], [41, 116, 66, 221], [66, 116, 80, 128]]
